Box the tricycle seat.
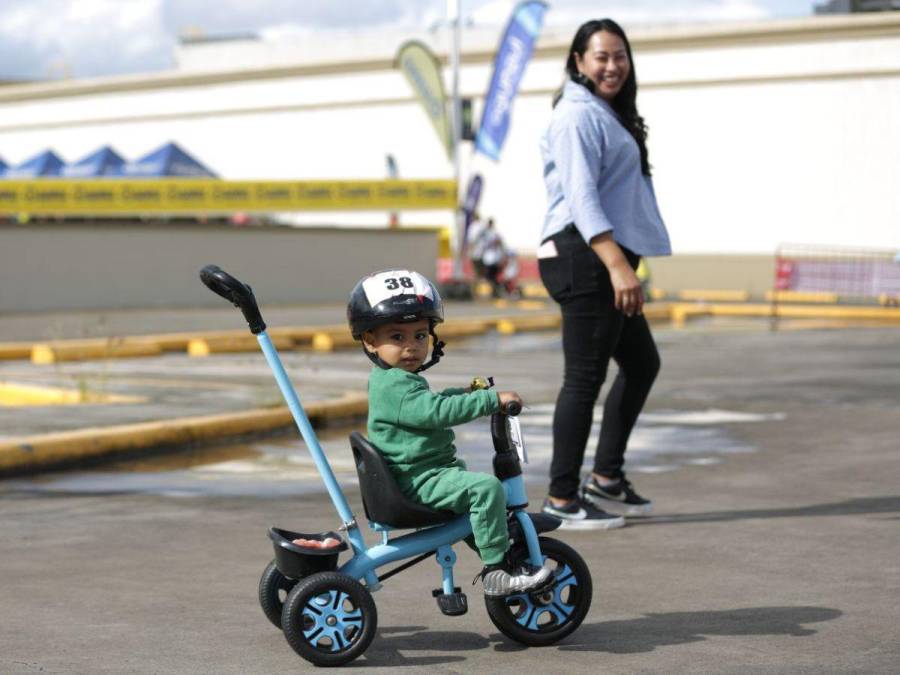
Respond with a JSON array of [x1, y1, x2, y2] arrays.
[[349, 431, 456, 529]]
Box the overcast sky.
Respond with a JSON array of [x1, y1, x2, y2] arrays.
[[0, 0, 819, 81]]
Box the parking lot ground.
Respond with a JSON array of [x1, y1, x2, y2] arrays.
[[2, 318, 899, 673]]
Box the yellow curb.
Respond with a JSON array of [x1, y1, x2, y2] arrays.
[[0, 381, 143, 406], [32, 339, 163, 364], [678, 289, 751, 302], [11, 300, 896, 365], [649, 288, 668, 301], [496, 314, 561, 335], [128, 329, 256, 352], [474, 281, 493, 297], [642, 304, 674, 323], [270, 324, 347, 345], [187, 334, 294, 357], [765, 290, 840, 304], [667, 302, 900, 327], [0, 342, 34, 360], [520, 283, 548, 298], [0, 391, 368, 473], [438, 319, 492, 337], [311, 331, 357, 352], [710, 303, 900, 320]]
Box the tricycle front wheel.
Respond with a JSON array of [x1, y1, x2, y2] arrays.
[[485, 536, 592, 646]]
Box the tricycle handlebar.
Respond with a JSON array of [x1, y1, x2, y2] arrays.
[[503, 400, 522, 417]]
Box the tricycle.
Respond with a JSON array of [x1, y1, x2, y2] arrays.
[[199, 264, 592, 667]]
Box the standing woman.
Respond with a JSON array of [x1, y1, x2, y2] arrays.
[[538, 19, 671, 529]]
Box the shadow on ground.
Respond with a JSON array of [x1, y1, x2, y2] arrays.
[[554, 605, 842, 654], [631, 496, 900, 526], [356, 605, 841, 665]]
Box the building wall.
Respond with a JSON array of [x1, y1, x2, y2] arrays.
[[0, 14, 897, 265], [0, 223, 438, 313]]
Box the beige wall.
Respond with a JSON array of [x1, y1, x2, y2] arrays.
[[649, 254, 776, 296], [1, 223, 438, 313]]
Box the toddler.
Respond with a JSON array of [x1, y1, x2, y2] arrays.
[[347, 269, 550, 596]]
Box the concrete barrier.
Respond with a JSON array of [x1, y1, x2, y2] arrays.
[[0, 222, 440, 313]]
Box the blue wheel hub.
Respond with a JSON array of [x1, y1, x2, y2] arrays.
[[302, 590, 365, 652]]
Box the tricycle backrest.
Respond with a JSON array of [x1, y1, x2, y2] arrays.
[[349, 432, 456, 529]]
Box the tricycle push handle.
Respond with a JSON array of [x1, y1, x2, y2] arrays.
[[199, 264, 266, 334]]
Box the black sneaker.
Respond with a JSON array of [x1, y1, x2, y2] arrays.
[[541, 497, 626, 530], [477, 561, 552, 597], [581, 476, 653, 516]]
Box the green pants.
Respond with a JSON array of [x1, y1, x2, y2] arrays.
[[397, 462, 509, 564]]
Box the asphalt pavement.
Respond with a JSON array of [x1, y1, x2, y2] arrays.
[[1, 309, 899, 673]]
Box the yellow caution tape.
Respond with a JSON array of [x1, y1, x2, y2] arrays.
[[0, 179, 457, 214]]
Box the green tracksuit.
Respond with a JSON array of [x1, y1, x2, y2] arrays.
[[367, 366, 508, 564]]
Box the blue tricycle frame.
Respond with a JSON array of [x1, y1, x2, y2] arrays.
[[200, 265, 592, 667]]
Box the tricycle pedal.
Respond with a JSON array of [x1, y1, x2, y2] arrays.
[[432, 587, 468, 616]]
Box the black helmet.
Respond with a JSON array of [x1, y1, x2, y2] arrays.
[[347, 269, 445, 372], [347, 269, 444, 339]]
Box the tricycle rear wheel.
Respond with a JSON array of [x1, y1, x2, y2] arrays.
[[281, 571, 377, 667], [259, 559, 298, 629]]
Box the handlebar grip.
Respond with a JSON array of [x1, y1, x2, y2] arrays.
[[199, 265, 266, 335], [503, 400, 522, 417]]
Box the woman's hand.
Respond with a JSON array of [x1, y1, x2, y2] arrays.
[[590, 232, 644, 316], [607, 259, 644, 317], [498, 391, 523, 413]]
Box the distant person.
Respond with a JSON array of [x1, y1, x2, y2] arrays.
[[468, 217, 510, 298], [538, 19, 672, 529]]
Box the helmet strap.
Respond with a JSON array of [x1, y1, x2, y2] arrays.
[[362, 346, 393, 370], [415, 326, 445, 373]]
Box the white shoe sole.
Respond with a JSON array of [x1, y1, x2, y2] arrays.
[[552, 514, 626, 530], [582, 492, 654, 517]]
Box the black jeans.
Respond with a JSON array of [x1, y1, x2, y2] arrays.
[[539, 225, 660, 500]]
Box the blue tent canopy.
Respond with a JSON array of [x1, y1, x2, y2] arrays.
[[5, 149, 64, 178], [62, 145, 125, 177], [119, 141, 217, 178]]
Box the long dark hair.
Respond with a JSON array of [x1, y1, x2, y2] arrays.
[[556, 19, 651, 176]]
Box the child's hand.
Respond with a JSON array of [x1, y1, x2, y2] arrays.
[[498, 391, 523, 413]]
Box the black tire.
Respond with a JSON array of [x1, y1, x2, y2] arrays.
[[484, 536, 592, 647], [259, 559, 298, 629], [281, 572, 377, 667]]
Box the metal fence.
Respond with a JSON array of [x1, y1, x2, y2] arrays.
[[774, 244, 900, 302]]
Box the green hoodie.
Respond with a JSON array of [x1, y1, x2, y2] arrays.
[[367, 367, 500, 477]]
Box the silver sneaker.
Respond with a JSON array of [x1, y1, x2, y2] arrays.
[[480, 562, 552, 597]]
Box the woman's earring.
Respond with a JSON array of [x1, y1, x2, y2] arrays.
[[573, 72, 595, 94]]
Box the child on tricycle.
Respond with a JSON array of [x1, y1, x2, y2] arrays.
[[348, 268, 551, 596]]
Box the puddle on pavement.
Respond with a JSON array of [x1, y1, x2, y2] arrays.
[[2, 406, 783, 499]]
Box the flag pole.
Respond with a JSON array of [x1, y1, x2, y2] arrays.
[[448, 0, 464, 279]]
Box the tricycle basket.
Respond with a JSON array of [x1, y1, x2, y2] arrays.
[[268, 527, 348, 579]]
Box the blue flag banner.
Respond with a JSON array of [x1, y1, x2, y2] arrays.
[[462, 173, 484, 253], [475, 0, 547, 161]]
